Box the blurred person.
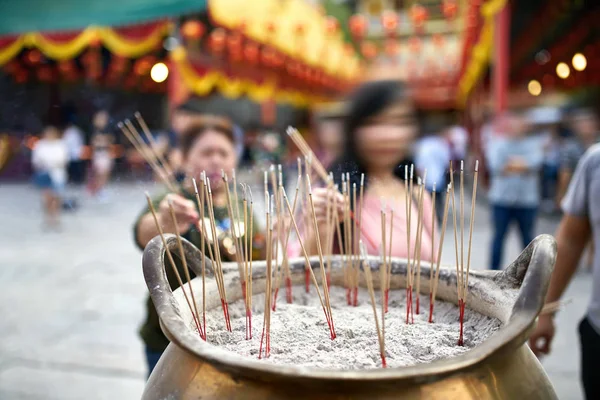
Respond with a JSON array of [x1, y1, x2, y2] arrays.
[[240, 122, 260, 167], [557, 109, 599, 202], [89, 110, 114, 199], [315, 117, 344, 169], [558, 109, 599, 270], [306, 80, 435, 260], [486, 112, 544, 270], [63, 118, 85, 184], [529, 143, 600, 400], [133, 116, 263, 376], [31, 126, 68, 228], [415, 127, 451, 222], [167, 102, 199, 180]]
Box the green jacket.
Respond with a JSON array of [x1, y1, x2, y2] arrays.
[[134, 189, 259, 352]]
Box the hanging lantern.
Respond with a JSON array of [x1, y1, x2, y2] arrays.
[[360, 41, 378, 59], [227, 32, 243, 53], [410, 4, 429, 31], [209, 28, 227, 53], [110, 56, 128, 73], [134, 57, 154, 76], [442, 0, 458, 20], [325, 16, 339, 36], [381, 11, 399, 36], [348, 14, 368, 39], [58, 60, 75, 74], [261, 47, 276, 67], [181, 20, 205, 41], [432, 34, 445, 48], [25, 49, 43, 66], [244, 42, 259, 64], [384, 38, 399, 57], [14, 70, 28, 84], [408, 37, 422, 54], [37, 66, 54, 82]]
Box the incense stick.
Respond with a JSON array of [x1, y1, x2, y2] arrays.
[[205, 176, 232, 331], [428, 183, 436, 321], [259, 195, 273, 358], [415, 170, 427, 315], [359, 241, 386, 367], [145, 193, 204, 339], [307, 175, 336, 338], [351, 181, 358, 306], [247, 186, 254, 338], [221, 171, 247, 311], [385, 204, 394, 313], [430, 183, 452, 323], [448, 162, 462, 319], [282, 187, 335, 339], [167, 198, 205, 340], [380, 201, 388, 314]]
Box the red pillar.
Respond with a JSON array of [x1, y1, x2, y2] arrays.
[[493, 2, 510, 115]]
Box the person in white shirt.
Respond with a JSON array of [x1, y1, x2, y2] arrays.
[[62, 121, 85, 184], [32, 126, 68, 228]]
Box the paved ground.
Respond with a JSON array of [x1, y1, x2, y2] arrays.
[[0, 181, 589, 399]]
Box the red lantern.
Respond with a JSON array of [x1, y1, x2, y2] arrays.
[[181, 20, 204, 41], [410, 4, 429, 30], [244, 42, 259, 64], [110, 56, 128, 73], [58, 60, 75, 74], [349, 14, 367, 39], [381, 11, 399, 35], [432, 34, 445, 48], [408, 37, 422, 54], [384, 39, 399, 57], [442, 1, 458, 20], [209, 28, 227, 53], [134, 57, 153, 76], [25, 49, 43, 66], [15, 70, 28, 84], [3, 60, 19, 75], [261, 47, 276, 67], [361, 42, 378, 59], [325, 16, 339, 36], [227, 32, 243, 53], [37, 66, 54, 82]]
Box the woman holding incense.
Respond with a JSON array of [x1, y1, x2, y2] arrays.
[[305, 80, 436, 261], [133, 115, 262, 376]]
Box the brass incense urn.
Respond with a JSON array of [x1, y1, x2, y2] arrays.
[[141, 234, 557, 399]]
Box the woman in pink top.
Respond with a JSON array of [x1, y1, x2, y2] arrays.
[[307, 80, 436, 261]]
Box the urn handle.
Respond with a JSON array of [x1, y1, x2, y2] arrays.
[[501, 234, 557, 317]]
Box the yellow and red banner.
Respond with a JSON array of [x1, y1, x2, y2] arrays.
[[0, 21, 171, 66]]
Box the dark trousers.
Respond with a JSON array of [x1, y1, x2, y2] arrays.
[[68, 160, 85, 184], [145, 347, 163, 379], [490, 204, 537, 270], [579, 317, 600, 400]]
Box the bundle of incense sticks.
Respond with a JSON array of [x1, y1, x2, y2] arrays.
[[242, 184, 254, 339], [286, 126, 329, 182], [360, 241, 386, 367], [145, 193, 205, 340], [118, 116, 178, 193], [404, 165, 414, 324]]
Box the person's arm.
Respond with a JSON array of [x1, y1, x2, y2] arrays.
[[556, 169, 573, 203], [529, 148, 593, 356]]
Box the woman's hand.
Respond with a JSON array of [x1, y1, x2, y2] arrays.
[[157, 193, 198, 234], [310, 188, 345, 226]]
